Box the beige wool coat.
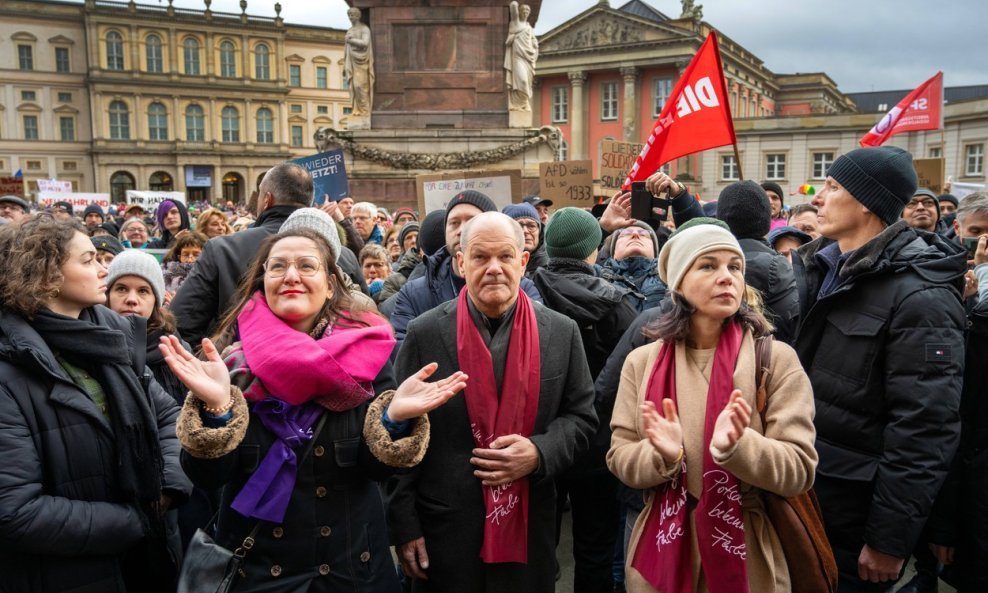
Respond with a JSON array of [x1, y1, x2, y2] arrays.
[[607, 331, 818, 593]]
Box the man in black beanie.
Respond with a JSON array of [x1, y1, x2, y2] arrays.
[[761, 180, 787, 228], [792, 146, 966, 592], [716, 180, 799, 344]]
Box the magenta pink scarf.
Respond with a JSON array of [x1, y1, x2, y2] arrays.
[[229, 292, 395, 411], [632, 321, 749, 593]]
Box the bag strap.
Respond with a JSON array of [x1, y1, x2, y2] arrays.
[[753, 335, 774, 426]]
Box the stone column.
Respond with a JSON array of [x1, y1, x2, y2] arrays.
[[531, 78, 542, 127], [620, 66, 638, 142], [568, 70, 587, 159]]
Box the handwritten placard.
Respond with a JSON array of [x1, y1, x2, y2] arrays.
[[913, 158, 944, 195], [416, 170, 521, 214], [38, 179, 72, 193], [0, 176, 25, 197], [38, 192, 110, 209], [599, 140, 644, 191], [539, 160, 593, 209], [126, 191, 186, 210]]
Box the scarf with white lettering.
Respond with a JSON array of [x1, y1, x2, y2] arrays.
[[632, 320, 748, 593]]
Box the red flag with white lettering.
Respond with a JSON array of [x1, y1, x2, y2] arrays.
[[859, 72, 943, 147], [622, 32, 736, 189]]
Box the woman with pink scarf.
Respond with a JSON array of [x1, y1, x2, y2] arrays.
[[160, 227, 466, 593]]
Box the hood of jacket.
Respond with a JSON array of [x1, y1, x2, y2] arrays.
[[532, 259, 631, 325], [604, 255, 659, 281]]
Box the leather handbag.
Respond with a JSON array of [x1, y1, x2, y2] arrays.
[[176, 412, 329, 593], [753, 336, 838, 593]]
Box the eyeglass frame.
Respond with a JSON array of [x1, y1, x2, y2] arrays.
[[263, 256, 324, 277]]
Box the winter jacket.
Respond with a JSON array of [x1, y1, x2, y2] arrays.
[[737, 238, 800, 345], [0, 307, 191, 593], [525, 243, 549, 277], [792, 221, 966, 567], [601, 256, 667, 312]]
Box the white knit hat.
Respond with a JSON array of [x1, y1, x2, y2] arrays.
[[658, 224, 745, 293], [106, 249, 166, 307], [280, 207, 342, 263]]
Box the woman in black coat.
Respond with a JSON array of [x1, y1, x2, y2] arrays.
[[0, 215, 191, 593]]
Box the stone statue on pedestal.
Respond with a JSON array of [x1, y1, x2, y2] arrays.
[[344, 6, 374, 117], [504, 1, 538, 112]]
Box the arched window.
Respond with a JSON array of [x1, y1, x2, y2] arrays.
[[146, 34, 163, 73], [219, 40, 236, 78], [149, 171, 173, 191], [223, 172, 244, 202], [256, 108, 273, 144], [109, 100, 130, 140], [255, 44, 270, 80], [148, 102, 168, 141], [185, 104, 205, 142], [110, 171, 135, 203], [558, 139, 569, 161], [221, 106, 240, 143], [183, 37, 200, 75], [106, 31, 124, 70]]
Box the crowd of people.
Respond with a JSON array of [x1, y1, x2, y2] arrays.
[[0, 147, 984, 593]]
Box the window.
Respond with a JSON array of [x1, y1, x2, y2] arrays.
[[255, 44, 270, 79], [146, 34, 163, 73], [316, 66, 328, 89], [21, 90, 36, 101], [601, 82, 618, 121], [23, 116, 39, 140], [290, 104, 302, 113], [929, 146, 942, 159], [149, 171, 173, 191], [289, 65, 301, 87], [316, 105, 328, 114], [653, 78, 673, 116], [967, 144, 985, 176], [877, 103, 888, 112], [183, 38, 200, 75], [552, 87, 568, 123], [558, 139, 568, 161], [291, 125, 304, 147], [812, 152, 834, 180], [106, 31, 124, 70], [62, 161, 77, 171], [721, 155, 738, 180], [55, 47, 70, 73], [148, 102, 168, 141], [18, 45, 33, 70], [220, 41, 236, 78], [256, 108, 274, 144], [109, 100, 130, 139], [765, 153, 786, 180], [58, 92, 72, 103], [343, 106, 352, 115], [185, 104, 205, 141], [26, 160, 42, 170], [59, 117, 75, 141], [221, 106, 240, 142], [110, 171, 135, 203]]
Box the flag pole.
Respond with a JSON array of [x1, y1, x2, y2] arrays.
[[733, 143, 744, 181], [940, 126, 946, 193]]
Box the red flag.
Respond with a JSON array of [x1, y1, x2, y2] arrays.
[[622, 32, 736, 189], [859, 72, 943, 147]]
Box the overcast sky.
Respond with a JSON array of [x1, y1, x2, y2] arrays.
[[109, 0, 986, 93]]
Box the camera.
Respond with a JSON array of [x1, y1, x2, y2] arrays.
[[630, 181, 672, 224]]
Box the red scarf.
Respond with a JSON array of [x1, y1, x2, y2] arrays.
[[455, 287, 540, 564], [632, 321, 749, 593]]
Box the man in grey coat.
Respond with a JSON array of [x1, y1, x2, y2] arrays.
[[387, 212, 597, 593]]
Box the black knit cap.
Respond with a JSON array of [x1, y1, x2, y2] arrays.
[[939, 193, 958, 207], [716, 180, 772, 239], [418, 209, 447, 256], [826, 146, 917, 226], [760, 181, 785, 206], [445, 190, 497, 226], [398, 221, 420, 253]]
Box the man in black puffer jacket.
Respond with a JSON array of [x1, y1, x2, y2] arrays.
[[792, 146, 966, 593]]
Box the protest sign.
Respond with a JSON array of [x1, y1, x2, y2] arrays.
[[599, 140, 643, 190], [415, 170, 521, 214], [539, 160, 594, 209], [291, 149, 349, 204], [38, 192, 110, 209], [38, 179, 72, 193], [913, 158, 944, 194], [952, 181, 985, 200], [0, 176, 25, 197], [125, 191, 186, 210]]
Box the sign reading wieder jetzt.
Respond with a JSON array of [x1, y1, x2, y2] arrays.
[[291, 149, 349, 205]]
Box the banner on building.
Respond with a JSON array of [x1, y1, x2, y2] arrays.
[[415, 170, 521, 214], [860, 72, 943, 147], [599, 141, 644, 191], [0, 176, 25, 197], [38, 192, 110, 209], [126, 191, 186, 210], [38, 179, 72, 193], [539, 160, 594, 209], [622, 31, 737, 188], [290, 149, 349, 205], [185, 166, 213, 188]]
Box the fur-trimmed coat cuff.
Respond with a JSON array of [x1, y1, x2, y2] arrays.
[[176, 387, 249, 459], [363, 390, 429, 468]]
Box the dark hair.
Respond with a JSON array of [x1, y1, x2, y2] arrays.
[[164, 231, 208, 263], [0, 215, 87, 318], [644, 286, 774, 343], [261, 162, 314, 207], [210, 228, 373, 351], [788, 203, 818, 219]]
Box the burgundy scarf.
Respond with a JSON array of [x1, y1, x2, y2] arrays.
[[455, 287, 540, 564], [632, 321, 749, 593]]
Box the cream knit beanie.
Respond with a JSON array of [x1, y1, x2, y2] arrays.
[[658, 223, 745, 292]]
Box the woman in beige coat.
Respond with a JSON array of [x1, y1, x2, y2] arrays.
[[607, 221, 817, 593]]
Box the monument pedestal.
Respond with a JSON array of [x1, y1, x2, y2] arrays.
[[509, 110, 533, 129], [347, 115, 372, 130]]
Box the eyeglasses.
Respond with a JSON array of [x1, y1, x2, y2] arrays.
[[618, 227, 649, 238], [263, 256, 322, 277], [905, 198, 936, 210], [518, 221, 540, 232]]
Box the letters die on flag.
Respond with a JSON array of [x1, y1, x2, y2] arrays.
[[622, 31, 736, 189], [860, 72, 943, 147]]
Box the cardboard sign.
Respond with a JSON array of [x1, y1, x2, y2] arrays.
[[416, 170, 521, 214], [290, 149, 349, 205], [539, 160, 594, 209], [38, 192, 110, 209], [126, 191, 186, 210], [599, 140, 644, 190], [913, 158, 944, 195], [0, 176, 25, 197], [38, 179, 72, 193]]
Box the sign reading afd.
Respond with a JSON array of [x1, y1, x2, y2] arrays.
[[291, 149, 349, 205]]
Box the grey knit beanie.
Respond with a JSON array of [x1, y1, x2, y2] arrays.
[[106, 249, 166, 307], [545, 207, 602, 260], [280, 208, 342, 263], [827, 146, 917, 225]]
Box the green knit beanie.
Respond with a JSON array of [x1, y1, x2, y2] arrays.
[[545, 207, 602, 260]]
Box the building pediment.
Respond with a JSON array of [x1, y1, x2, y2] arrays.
[[54, 105, 80, 114], [48, 35, 75, 45], [312, 56, 332, 64], [285, 54, 305, 63], [539, 7, 691, 53], [288, 114, 306, 123]]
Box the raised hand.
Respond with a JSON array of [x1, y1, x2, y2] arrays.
[[599, 190, 635, 232], [641, 399, 683, 464], [711, 389, 751, 452], [159, 336, 231, 409], [644, 171, 683, 197], [387, 363, 467, 422]]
